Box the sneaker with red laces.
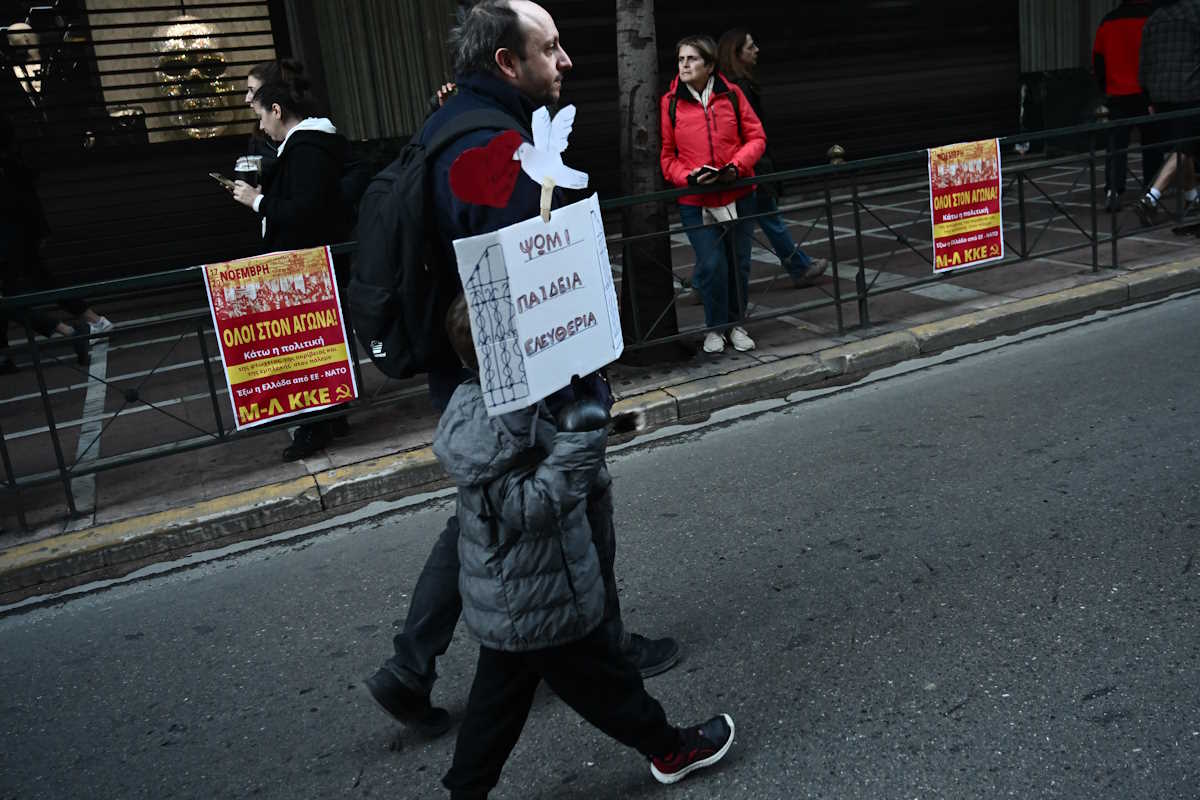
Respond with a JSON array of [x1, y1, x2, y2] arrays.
[[650, 713, 735, 785]]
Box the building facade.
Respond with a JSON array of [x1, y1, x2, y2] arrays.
[[3, 0, 1115, 284]]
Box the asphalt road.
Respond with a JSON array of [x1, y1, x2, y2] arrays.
[[1, 292, 1198, 800]]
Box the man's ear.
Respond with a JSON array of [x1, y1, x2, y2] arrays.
[[271, 102, 284, 120], [494, 47, 520, 80]]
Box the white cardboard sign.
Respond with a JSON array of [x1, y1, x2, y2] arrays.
[[452, 193, 623, 416]]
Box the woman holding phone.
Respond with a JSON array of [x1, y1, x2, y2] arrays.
[[660, 35, 766, 354], [717, 28, 827, 288], [229, 74, 352, 460]]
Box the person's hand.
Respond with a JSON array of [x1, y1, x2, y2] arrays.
[[232, 180, 261, 209], [717, 163, 738, 184], [688, 166, 719, 185], [436, 82, 457, 107]]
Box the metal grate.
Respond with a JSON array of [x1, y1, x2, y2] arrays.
[[1, 0, 277, 152], [2, 0, 282, 284]]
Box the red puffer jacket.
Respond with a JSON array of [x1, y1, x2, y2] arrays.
[[660, 72, 766, 207]]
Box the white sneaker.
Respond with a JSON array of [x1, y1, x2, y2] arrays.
[[89, 317, 114, 335], [728, 326, 755, 352], [702, 331, 725, 354]]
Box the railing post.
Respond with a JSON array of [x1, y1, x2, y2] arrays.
[[0, 420, 28, 533], [1110, 127, 1121, 271], [27, 321, 77, 516], [850, 175, 870, 328], [1089, 129, 1100, 272], [622, 239, 644, 345], [1017, 171, 1028, 259], [195, 320, 227, 439], [823, 152, 845, 333]]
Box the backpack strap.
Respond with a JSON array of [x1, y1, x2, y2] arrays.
[[424, 109, 531, 159]]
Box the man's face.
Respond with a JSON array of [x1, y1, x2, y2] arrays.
[[501, 1, 572, 106]]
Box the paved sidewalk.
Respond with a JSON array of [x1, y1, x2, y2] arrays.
[[3, 240, 1199, 603], [6, 148, 1200, 604]]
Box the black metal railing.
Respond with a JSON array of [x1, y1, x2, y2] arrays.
[[3, 108, 1199, 531]]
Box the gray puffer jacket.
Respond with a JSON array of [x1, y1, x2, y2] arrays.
[[432, 381, 607, 652]]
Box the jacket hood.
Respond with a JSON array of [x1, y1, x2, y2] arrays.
[[449, 72, 541, 133], [433, 382, 556, 487], [276, 117, 345, 159]]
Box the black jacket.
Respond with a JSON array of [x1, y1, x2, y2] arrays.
[[727, 73, 782, 189], [1139, 0, 1200, 104], [417, 72, 612, 410], [419, 73, 540, 263], [257, 126, 351, 254]]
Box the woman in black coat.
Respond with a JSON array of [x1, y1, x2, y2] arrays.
[[717, 28, 828, 289], [231, 77, 352, 460]]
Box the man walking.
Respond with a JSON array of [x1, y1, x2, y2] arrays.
[[1134, 0, 1200, 224], [1093, 0, 1158, 211], [363, 0, 679, 735]]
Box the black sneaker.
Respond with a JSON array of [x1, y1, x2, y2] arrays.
[[650, 714, 735, 784], [363, 667, 452, 737], [626, 633, 680, 678], [1105, 190, 1121, 213], [331, 416, 351, 437], [1134, 194, 1160, 227], [281, 422, 331, 461], [790, 256, 829, 288]]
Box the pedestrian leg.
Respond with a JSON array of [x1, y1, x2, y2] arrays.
[[679, 204, 730, 329], [534, 627, 680, 758], [384, 515, 463, 693], [753, 191, 812, 279], [442, 646, 541, 799]]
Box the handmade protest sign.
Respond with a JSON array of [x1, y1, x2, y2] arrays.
[[452, 192, 623, 416], [202, 246, 358, 430], [928, 139, 1004, 272]]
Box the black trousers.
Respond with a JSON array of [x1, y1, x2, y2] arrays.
[[442, 626, 679, 799], [1108, 94, 1163, 193]]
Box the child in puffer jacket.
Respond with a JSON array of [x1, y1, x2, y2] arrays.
[[435, 293, 735, 799]]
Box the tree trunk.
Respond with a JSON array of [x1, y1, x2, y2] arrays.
[[615, 0, 691, 364]]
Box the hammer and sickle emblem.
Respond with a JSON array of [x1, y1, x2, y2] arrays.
[[335, 384, 352, 401]]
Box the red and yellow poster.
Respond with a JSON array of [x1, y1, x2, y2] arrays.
[[203, 247, 357, 431], [928, 139, 1004, 272]]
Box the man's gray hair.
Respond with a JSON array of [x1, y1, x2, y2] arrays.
[[449, 0, 527, 77]]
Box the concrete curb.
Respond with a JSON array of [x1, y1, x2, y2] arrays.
[[4, 260, 1200, 602], [0, 476, 321, 595]]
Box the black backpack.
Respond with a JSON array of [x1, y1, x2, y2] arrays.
[[348, 109, 525, 379]]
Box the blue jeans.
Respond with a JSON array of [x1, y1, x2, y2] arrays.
[[750, 190, 814, 278], [679, 196, 754, 328]]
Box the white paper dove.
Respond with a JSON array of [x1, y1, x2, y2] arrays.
[[514, 105, 589, 221]]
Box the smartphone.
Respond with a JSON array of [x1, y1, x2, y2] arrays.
[[209, 172, 235, 191], [695, 165, 721, 179]]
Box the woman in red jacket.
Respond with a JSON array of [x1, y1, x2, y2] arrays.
[[661, 35, 766, 354]]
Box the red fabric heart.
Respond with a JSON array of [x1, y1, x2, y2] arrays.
[[448, 130, 523, 208]]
